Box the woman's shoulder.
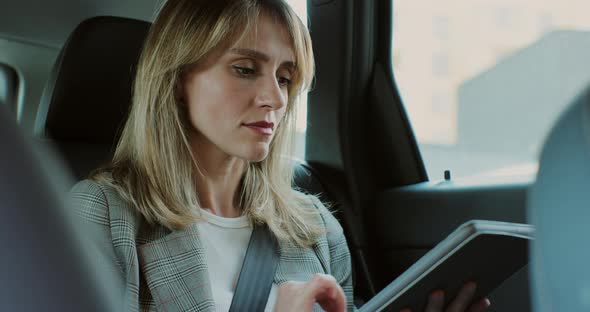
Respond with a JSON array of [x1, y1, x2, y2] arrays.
[[70, 178, 123, 208], [70, 178, 139, 226], [70, 179, 111, 223], [313, 197, 345, 242], [70, 178, 108, 199], [294, 191, 345, 241]]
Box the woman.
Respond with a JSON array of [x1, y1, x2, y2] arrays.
[[71, 0, 490, 311]]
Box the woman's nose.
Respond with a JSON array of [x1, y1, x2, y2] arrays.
[[254, 76, 287, 110]]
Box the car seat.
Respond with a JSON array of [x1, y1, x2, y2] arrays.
[[528, 86, 590, 311]]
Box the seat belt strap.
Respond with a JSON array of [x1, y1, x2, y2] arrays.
[[229, 224, 280, 312]]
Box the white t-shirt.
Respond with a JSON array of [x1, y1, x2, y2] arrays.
[[197, 208, 278, 312]]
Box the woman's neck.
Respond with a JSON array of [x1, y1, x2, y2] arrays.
[[192, 136, 247, 218]]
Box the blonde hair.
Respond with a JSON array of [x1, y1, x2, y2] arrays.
[[92, 0, 322, 247]]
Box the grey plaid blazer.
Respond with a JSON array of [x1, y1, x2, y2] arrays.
[[71, 179, 355, 311]]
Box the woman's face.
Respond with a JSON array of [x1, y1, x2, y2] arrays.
[[181, 13, 295, 162]]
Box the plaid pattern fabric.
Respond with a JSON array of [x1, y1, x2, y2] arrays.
[[71, 179, 355, 312]]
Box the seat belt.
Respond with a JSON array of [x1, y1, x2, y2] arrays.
[[229, 224, 280, 312]]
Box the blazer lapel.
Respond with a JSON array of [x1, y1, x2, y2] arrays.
[[138, 223, 215, 312]]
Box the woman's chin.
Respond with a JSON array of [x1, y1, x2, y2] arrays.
[[241, 144, 270, 162]]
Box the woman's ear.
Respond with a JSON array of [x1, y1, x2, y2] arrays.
[[175, 80, 186, 106]]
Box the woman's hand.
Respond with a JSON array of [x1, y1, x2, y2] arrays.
[[400, 282, 491, 312], [273, 273, 347, 312]]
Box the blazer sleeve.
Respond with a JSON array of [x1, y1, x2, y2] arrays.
[[311, 196, 357, 311], [70, 179, 126, 287]]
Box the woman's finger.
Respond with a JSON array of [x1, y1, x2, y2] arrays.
[[467, 298, 491, 312], [446, 282, 477, 312], [424, 289, 445, 312], [307, 274, 346, 312]]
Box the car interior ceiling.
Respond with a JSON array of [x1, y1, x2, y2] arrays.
[[6, 0, 584, 311]]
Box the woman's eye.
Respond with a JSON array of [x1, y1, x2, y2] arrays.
[[278, 77, 292, 87], [233, 65, 256, 77]]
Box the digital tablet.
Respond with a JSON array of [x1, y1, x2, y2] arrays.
[[360, 220, 534, 312]]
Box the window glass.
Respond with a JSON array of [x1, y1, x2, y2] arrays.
[[392, 0, 590, 180], [287, 0, 308, 160]]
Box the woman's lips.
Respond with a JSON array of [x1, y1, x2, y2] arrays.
[[243, 121, 274, 136], [245, 125, 273, 135]]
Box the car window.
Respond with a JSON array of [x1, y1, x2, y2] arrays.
[[287, 0, 308, 160], [392, 0, 590, 180]]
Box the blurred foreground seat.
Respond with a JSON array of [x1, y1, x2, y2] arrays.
[[0, 105, 121, 312], [529, 86, 590, 311]]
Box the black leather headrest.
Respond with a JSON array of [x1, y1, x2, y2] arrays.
[[35, 16, 150, 144]]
